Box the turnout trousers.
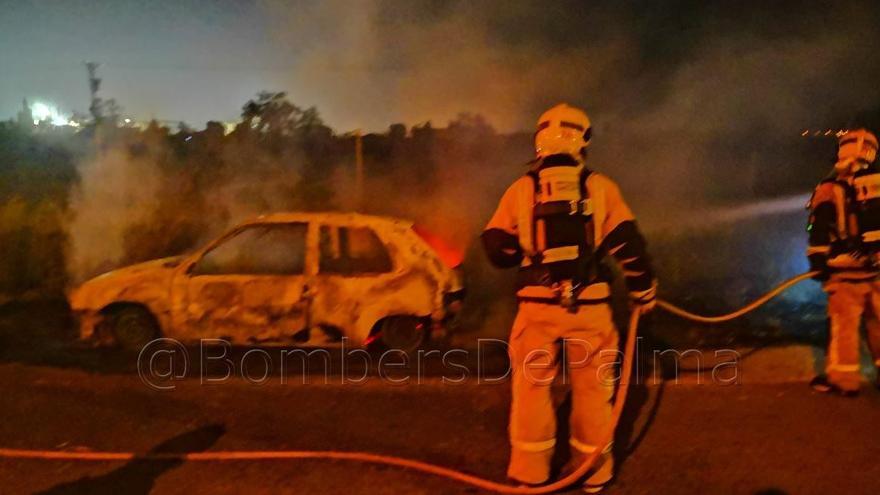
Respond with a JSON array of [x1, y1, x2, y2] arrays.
[[824, 278, 880, 391], [507, 301, 619, 486]]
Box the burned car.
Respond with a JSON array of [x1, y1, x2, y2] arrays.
[[69, 213, 464, 351]]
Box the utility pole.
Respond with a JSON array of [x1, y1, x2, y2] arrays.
[[84, 61, 102, 123], [16, 98, 33, 128], [355, 129, 364, 211]]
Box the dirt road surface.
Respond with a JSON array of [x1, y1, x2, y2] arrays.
[[1, 359, 878, 495], [1, 301, 878, 494]]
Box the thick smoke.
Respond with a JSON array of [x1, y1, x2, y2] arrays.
[[266, 1, 878, 274], [67, 1, 880, 339], [69, 140, 163, 280], [265, 0, 880, 205], [264, 0, 630, 132], [68, 124, 306, 282]]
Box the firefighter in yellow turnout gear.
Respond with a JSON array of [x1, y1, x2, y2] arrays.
[[808, 128, 880, 395], [482, 104, 656, 492]]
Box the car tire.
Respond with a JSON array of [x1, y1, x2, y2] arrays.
[[378, 316, 427, 354], [106, 305, 159, 350]]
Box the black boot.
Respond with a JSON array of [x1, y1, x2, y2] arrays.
[[810, 375, 860, 397]]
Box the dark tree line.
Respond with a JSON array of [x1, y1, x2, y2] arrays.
[[0, 92, 522, 298], [1, 89, 876, 341]]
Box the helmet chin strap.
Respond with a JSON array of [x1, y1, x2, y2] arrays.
[[531, 150, 587, 166]]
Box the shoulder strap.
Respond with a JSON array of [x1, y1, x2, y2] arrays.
[[514, 177, 537, 258], [579, 167, 592, 199], [526, 169, 540, 194]]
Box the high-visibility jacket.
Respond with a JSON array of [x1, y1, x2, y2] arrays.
[[807, 176, 879, 281], [483, 170, 656, 304]]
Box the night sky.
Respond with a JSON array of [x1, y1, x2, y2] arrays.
[[2, 0, 879, 132], [1, 0, 278, 126]]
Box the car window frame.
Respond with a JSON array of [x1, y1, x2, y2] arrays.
[[187, 221, 313, 277], [317, 222, 395, 277]]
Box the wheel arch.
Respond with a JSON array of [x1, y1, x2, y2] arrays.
[[98, 301, 164, 335], [364, 313, 432, 350]]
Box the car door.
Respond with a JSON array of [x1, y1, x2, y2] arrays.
[[309, 223, 394, 337], [173, 222, 312, 343]]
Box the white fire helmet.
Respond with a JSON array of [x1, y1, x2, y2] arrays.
[[534, 103, 592, 160], [835, 128, 878, 175]]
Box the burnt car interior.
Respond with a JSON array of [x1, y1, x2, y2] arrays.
[[318, 225, 392, 275], [192, 223, 308, 276]]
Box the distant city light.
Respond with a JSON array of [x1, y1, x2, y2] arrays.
[[31, 102, 52, 121], [801, 129, 849, 138], [30, 100, 78, 127]]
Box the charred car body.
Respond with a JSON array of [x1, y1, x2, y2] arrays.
[[69, 213, 464, 351]]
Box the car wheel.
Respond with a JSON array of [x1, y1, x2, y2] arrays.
[[106, 306, 159, 350], [379, 316, 427, 353]]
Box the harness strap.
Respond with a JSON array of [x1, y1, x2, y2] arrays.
[[517, 296, 612, 306], [533, 200, 592, 217]]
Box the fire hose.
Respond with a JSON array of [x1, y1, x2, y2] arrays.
[[0, 271, 819, 494]]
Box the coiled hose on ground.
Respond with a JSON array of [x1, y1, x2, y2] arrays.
[[0, 271, 818, 493]]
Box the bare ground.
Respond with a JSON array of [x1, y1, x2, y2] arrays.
[[1, 301, 878, 494]]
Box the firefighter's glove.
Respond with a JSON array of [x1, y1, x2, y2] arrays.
[[481, 228, 523, 268], [808, 254, 829, 282]]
